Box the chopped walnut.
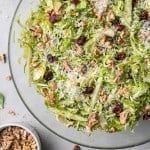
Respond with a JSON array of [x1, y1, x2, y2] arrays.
[[106, 11, 115, 22], [62, 61, 71, 71], [118, 87, 129, 98], [109, 127, 116, 132], [89, 60, 98, 67], [100, 90, 107, 102], [138, 33, 146, 40], [30, 26, 42, 38], [8, 110, 16, 116], [117, 37, 125, 46], [5, 75, 11, 81], [101, 34, 107, 44], [42, 34, 48, 43], [75, 44, 83, 54], [145, 105, 150, 112], [106, 60, 115, 69], [45, 7, 53, 16], [48, 93, 55, 104], [104, 23, 111, 29], [86, 112, 99, 130], [114, 69, 124, 82], [120, 30, 129, 39], [31, 61, 40, 68], [77, 20, 87, 28], [103, 41, 113, 49], [0, 126, 37, 150], [71, 77, 78, 86], [146, 59, 150, 70], [97, 15, 102, 21], [49, 82, 57, 91], [0, 54, 6, 63], [119, 111, 128, 124], [37, 42, 45, 49], [94, 48, 102, 56], [54, 1, 62, 14], [46, 40, 54, 48], [40, 88, 48, 97], [45, 2, 62, 16]]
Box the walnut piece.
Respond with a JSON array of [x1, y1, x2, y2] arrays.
[[0, 126, 37, 150]]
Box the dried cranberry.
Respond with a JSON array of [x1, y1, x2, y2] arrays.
[[47, 54, 57, 63], [83, 86, 94, 94], [73, 145, 81, 150], [113, 103, 123, 115], [49, 13, 61, 23], [143, 114, 150, 120], [71, 0, 80, 5], [115, 23, 125, 31], [43, 71, 53, 81], [76, 36, 87, 46], [140, 10, 149, 20], [115, 52, 126, 60]]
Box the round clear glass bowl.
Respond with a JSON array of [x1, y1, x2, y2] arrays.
[[8, 0, 150, 149]]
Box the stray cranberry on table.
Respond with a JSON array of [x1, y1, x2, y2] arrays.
[[73, 145, 81, 150]]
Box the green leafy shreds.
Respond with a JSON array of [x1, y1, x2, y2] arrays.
[[0, 93, 5, 109], [19, 0, 150, 133]]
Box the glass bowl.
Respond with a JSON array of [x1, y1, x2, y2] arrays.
[[8, 0, 150, 149], [0, 122, 41, 150]]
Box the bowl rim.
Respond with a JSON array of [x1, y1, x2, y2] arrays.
[[0, 122, 41, 150]]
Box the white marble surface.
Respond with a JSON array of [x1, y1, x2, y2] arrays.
[[0, 1, 150, 150]]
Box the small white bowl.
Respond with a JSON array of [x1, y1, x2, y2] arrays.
[[0, 122, 41, 150]]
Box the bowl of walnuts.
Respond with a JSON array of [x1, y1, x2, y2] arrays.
[[0, 123, 41, 150]]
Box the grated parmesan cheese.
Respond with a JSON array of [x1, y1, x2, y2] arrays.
[[90, 0, 109, 16]]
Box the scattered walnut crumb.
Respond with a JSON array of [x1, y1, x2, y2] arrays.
[[5, 75, 11, 81], [0, 54, 6, 63], [8, 110, 16, 116]]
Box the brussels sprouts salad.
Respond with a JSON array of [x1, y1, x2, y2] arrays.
[[19, 0, 150, 133]]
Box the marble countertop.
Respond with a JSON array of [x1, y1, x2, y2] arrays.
[[0, 1, 149, 150]]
